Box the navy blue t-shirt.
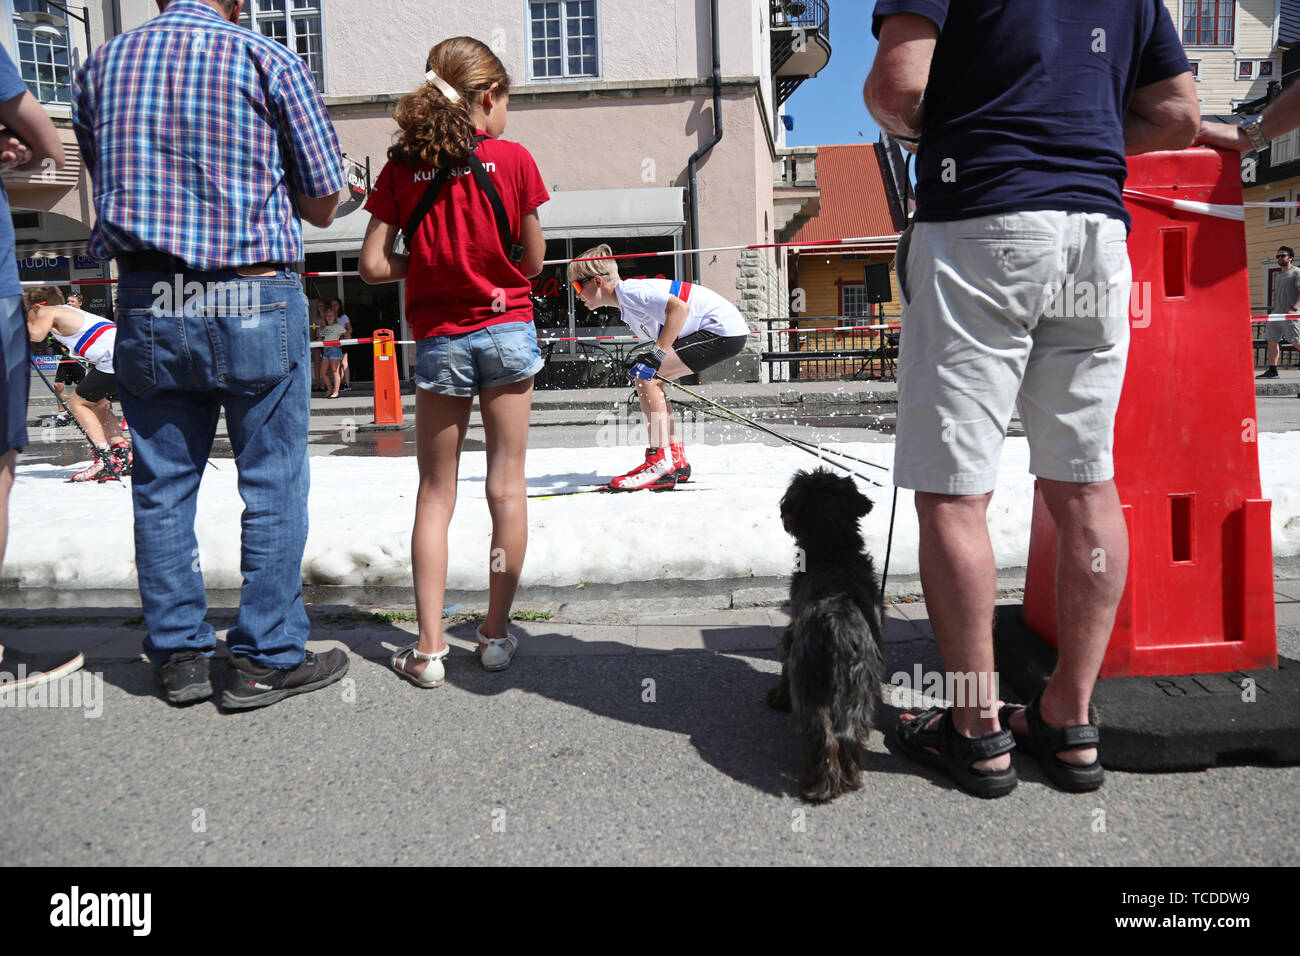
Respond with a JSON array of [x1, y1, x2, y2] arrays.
[[0, 47, 28, 297], [872, 0, 1189, 228]]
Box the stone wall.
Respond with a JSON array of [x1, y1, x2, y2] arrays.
[[722, 249, 787, 383]]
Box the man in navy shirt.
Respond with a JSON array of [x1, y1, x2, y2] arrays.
[[865, 1, 1198, 796]]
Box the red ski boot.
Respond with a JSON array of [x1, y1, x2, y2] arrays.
[[669, 442, 690, 483], [110, 441, 132, 477], [69, 447, 121, 483], [608, 447, 677, 492]]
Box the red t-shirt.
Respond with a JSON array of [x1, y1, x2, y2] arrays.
[[365, 132, 549, 338]]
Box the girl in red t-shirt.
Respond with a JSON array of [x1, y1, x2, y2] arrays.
[[361, 36, 547, 689]]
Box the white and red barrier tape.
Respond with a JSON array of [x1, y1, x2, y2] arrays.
[[308, 322, 904, 349]]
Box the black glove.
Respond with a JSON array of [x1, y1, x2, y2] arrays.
[[628, 349, 663, 382]]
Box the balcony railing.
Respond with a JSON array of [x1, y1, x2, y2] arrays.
[[770, 0, 831, 108]]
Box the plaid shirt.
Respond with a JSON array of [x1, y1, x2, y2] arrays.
[[71, 0, 344, 270]]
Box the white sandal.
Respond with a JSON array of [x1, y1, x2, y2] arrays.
[[476, 626, 519, 672], [391, 642, 449, 687]]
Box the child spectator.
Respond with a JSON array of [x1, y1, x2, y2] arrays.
[[311, 299, 327, 391], [567, 246, 750, 490], [331, 297, 354, 390], [360, 36, 547, 686], [319, 301, 347, 399]]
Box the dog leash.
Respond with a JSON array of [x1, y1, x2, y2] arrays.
[[880, 152, 913, 596]]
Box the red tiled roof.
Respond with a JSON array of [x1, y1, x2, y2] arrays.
[[789, 143, 900, 243]]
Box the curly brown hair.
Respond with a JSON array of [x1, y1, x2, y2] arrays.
[[389, 37, 511, 170]]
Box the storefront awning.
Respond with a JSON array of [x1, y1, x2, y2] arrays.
[[299, 187, 687, 250], [539, 187, 685, 239], [300, 199, 372, 251]]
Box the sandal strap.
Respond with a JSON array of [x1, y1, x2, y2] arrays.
[[398, 643, 448, 662], [900, 707, 1015, 762], [477, 629, 518, 650], [1027, 693, 1100, 752], [941, 710, 1015, 761]]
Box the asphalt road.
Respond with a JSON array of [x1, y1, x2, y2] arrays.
[[2, 602, 1296, 867]]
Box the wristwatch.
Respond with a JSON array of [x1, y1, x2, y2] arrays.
[[1244, 115, 1269, 152]]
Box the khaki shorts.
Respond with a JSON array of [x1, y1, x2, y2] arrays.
[[894, 210, 1132, 494], [1264, 316, 1300, 343]]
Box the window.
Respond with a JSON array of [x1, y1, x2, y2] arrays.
[[240, 0, 325, 89], [1272, 129, 1299, 164], [1265, 191, 1289, 226], [529, 1, 598, 79], [1182, 1, 1234, 46], [1237, 59, 1274, 80], [841, 284, 869, 318], [11, 0, 72, 104]]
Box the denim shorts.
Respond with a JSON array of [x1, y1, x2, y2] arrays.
[[1, 295, 29, 455], [322, 346, 343, 360], [415, 320, 544, 397]]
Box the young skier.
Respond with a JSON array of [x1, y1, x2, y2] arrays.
[[25, 285, 130, 481], [568, 245, 750, 490]]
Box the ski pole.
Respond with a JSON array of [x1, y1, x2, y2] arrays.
[[685, 395, 886, 485], [655, 374, 886, 487], [29, 357, 127, 486], [29, 357, 99, 454], [656, 375, 889, 483]]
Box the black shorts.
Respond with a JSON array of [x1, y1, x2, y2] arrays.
[[75, 368, 118, 403], [673, 331, 748, 373], [55, 359, 85, 386]]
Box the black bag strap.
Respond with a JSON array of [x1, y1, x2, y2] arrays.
[[401, 134, 524, 263], [467, 150, 525, 263], [402, 166, 452, 249]]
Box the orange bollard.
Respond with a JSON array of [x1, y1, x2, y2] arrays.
[[372, 329, 403, 425]]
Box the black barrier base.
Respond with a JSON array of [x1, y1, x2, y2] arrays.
[[993, 603, 1300, 772]]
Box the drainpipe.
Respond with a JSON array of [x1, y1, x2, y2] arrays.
[[687, 0, 723, 282], [111, 0, 123, 37]]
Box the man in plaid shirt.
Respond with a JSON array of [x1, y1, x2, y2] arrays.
[[72, 0, 348, 710]]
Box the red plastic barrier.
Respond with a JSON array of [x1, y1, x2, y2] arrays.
[[372, 329, 403, 425], [1021, 147, 1277, 678]]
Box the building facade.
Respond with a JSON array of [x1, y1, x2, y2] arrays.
[[1162, 1, 1300, 314], [1166, 0, 1283, 113], [1, 0, 832, 381]]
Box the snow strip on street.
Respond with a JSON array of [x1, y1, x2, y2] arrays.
[[7, 434, 1299, 590]]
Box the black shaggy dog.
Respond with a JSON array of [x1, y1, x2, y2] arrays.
[[768, 468, 885, 802]]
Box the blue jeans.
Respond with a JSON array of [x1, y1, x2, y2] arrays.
[[114, 269, 311, 668], [1, 295, 29, 455]]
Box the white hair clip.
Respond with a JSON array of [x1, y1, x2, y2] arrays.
[[425, 69, 460, 103]]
